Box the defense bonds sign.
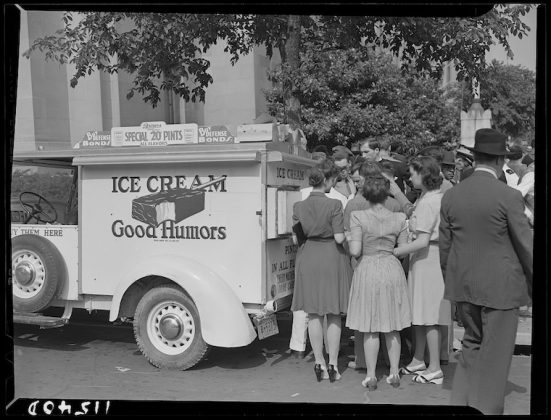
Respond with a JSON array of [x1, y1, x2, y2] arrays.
[[198, 126, 235, 144]]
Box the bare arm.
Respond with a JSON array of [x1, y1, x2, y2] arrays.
[[331, 200, 346, 244], [334, 233, 345, 244], [393, 232, 430, 257], [348, 211, 363, 257], [387, 178, 414, 218], [397, 217, 408, 247], [349, 240, 361, 257]]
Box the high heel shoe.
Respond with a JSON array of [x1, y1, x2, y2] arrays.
[[361, 376, 378, 391], [327, 364, 341, 382], [314, 364, 329, 382], [386, 373, 400, 388]]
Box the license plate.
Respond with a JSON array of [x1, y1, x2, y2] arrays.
[[255, 313, 279, 340]]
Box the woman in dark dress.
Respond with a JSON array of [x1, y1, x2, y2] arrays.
[[291, 160, 353, 382]]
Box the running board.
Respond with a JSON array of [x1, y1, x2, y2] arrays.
[[13, 312, 69, 329]]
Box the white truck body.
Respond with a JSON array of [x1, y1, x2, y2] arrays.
[[11, 134, 315, 369]]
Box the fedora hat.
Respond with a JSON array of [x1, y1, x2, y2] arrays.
[[455, 146, 474, 165], [466, 128, 511, 156], [441, 150, 456, 166]]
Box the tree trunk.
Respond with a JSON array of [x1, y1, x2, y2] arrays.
[[284, 15, 301, 127]]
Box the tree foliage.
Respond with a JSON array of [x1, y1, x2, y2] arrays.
[[265, 47, 461, 153], [24, 5, 533, 116], [11, 169, 74, 203], [449, 60, 535, 145]]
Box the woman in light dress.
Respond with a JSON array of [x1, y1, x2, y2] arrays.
[[394, 156, 451, 385], [346, 175, 411, 390]]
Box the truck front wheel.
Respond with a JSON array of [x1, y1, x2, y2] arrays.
[[133, 286, 209, 370], [11, 234, 65, 313]]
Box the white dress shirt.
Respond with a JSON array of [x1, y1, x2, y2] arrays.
[[514, 170, 534, 197], [502, 163, 519, 187], [514, 170, 535, 223]]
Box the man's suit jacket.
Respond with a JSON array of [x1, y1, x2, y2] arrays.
[[380, 157, 408, 193], [461, 166, 509, 184], [439, 170, 533, 309]]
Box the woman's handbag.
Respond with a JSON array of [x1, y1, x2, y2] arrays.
[[293, 222, 307, 246]]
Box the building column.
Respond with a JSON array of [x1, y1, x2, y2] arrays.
[[65, 13, 103, 146], [14, 7, 36, 152], [109, 61, 121, 128]]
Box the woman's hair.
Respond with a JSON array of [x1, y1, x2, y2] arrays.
[[362, 175, 390, 204], [308, 159, 339, 187], [359, 161, 382, 178], [409, 156, 443, 191]]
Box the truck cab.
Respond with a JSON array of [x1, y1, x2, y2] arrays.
[[10, 122, 315, 370]]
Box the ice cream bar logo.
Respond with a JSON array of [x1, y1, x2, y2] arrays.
[[131, 176, 226, 226], [110, 175, 228, 240]]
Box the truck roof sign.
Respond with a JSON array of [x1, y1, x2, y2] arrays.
[[110, 121, 199, 147], [73, 122, 238, 150]]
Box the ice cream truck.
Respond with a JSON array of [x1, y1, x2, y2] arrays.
[[10, 121, 315, 370]]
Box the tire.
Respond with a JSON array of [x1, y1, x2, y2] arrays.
[[133, 285, 209, 370], [11, 234, 66, 313]]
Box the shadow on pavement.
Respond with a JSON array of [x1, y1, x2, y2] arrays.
[[14, 322, 135, 352]]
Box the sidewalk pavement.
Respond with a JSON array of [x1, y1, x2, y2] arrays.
[[333, 351, 531, 415], [278, 311, 531, 414]]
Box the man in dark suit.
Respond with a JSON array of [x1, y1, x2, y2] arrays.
[[439, 128, 533, 415], [360, 137, 409, 193]]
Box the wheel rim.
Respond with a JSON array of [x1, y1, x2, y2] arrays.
[[146, 300, 196, 355], [12, 250, 46, 299]]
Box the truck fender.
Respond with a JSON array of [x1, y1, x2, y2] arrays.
[[109, 254, 257, 347]]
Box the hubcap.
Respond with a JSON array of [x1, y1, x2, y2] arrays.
[[15, 262, 35, 286], [12, 250, 46, 299], [147, 301, 196, 355], [159, 314, 183, 340]]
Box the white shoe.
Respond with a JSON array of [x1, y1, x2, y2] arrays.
[[399, 362, 426, 375], [412, 369, 444, 385]]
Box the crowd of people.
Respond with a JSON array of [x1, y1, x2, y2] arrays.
[[289, 128, 534, 414]]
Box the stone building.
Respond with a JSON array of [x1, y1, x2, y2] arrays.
[[14, 9, 537, 152], [14, 10, 279, 152]]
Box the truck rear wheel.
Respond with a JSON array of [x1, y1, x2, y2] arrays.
[[133, 285, 209, 370], [11, 234, 65, 313]]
